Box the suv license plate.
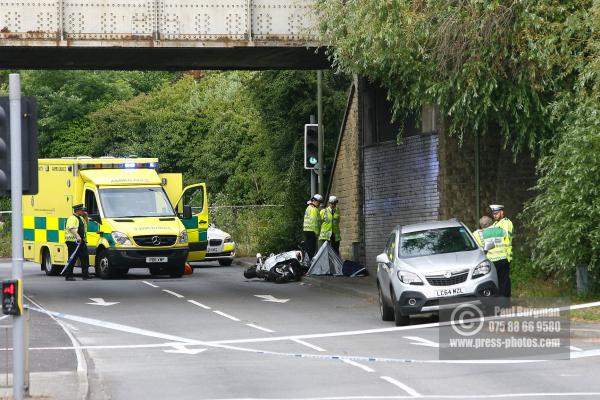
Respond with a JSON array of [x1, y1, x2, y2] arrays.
[[207, 246, 220, 253], [435, 287, 464, 297], [146, 257, 168, 263]]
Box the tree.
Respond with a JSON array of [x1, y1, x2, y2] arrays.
[[523, 3, 600, 281], [316, 0, 592, 152]]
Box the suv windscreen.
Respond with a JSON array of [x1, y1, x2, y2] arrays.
[[99, 187, 175, 218], [399, 227, 477, 258]]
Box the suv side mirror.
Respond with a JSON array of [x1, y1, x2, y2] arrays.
[[483, 240, 495, 252], [376, 253, 390, 264], [183, 205, 192, 219]]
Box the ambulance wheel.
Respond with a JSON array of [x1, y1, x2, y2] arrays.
[[218, 259, 233, 266], [96, 251, 115, 279], [169, 264, 185, 278], [116, 268, 129, 277], [42, 249, 61, 276], [149, 267, 163, 276]]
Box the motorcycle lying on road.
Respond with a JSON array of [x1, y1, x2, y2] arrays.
[[243, 247, 310, 283]]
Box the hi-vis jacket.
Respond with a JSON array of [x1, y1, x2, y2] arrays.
[[319, 207, 340, 241], [303, 205, 321, 235], [476, 218, 513, 263], [65, 215, 87, 243]]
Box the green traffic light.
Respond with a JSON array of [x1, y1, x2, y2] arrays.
[[309, 156, 318, 165]]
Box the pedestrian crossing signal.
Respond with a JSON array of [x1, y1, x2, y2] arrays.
[[2, 279, 22, 316]]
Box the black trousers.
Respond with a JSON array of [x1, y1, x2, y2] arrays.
[[494, 259, 511, 298], [330, 233, 340, 255], [64, 241, 90, 278], [304, 232, 317, 260]]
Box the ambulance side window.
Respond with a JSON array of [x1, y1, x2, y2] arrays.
[[85, 189, 100, 220], [183, 187, 204, 216]]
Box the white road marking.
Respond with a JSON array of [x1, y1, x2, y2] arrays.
[[164, 343, 207, 355], [206, 298, 600, 346], [162, 289, 184, 298], [142, 281, 159, 288], [380, 376, 421, 397], [341, 359, 375, 373], [0, 315, 8, 321], [26, 307, 600, 365], [171, 393, 600, 399], [254, 294, 290, 303], [188, 300, 211, 310], [63, 322, 80, 332], [292, 338, 326, 352], [86, 297, 119, 307], [213, 310, 241, 321], [569, 346, 583, 352], [404, 336, 439, 348], [25, 296, 89, 400], [246, 323, 275, 333]]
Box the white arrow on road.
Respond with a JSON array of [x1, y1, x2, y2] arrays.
[[86, 298, 119, 307], [404, 336, 439, 348], [164, 344, 207, 355], [254, 294, 290, 303]]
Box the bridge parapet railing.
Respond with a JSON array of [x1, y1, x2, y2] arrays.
[[0, 0, 318, 45]]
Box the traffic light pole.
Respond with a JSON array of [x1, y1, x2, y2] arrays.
[[10, 74, 25, 400], [309, 115, 317, 197], [317, 70, 324, 198]]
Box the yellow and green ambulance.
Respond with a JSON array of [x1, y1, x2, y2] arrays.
[[22, 157, 208, 279]]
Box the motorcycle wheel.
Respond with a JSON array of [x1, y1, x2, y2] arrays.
[[269, 264, 295, 283], [243, 266, 257, 279]]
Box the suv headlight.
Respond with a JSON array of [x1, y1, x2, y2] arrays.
[[224, 235, 233, 243], [397, 270, 423, 285], [178, 230, 188, 244], [111, 231, 132, 246], [472, 260, 492, 279]]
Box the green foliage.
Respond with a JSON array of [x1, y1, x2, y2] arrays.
[[316, 0, 592, 153], [1, 66, 348, 254], [521, 3, 600, 282], [0, 70, 177, 157]]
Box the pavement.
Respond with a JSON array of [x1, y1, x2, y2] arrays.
[[0, 258, 599, 399]]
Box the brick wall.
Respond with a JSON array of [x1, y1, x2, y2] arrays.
[[328, 84, 364, 262], [363, 134, 441, 268], [438, 129, 537, 232]]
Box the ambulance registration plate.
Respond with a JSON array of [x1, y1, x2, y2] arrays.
[[146, 257, 168, 263]]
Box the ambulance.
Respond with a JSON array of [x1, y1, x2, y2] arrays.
[[22, 157, 208, 279]]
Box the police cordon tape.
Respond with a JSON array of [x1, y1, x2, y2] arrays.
[[23, 300, 600, 365]]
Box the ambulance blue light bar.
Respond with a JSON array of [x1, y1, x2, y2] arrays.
[[78, 162, 159, 170]]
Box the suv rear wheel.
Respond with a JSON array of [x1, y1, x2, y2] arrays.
[[378, 283, 394, 321]]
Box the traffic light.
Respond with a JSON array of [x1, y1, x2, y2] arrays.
[[0, 97, 39, 195], [2, 279, 22, 316], [304, 123, 319, 170]]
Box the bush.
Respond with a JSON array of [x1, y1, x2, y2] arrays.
[[210, 206, 302, 257], [523, 99, 600, 282]]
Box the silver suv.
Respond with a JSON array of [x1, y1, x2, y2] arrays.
[[376, 219, 498, 326]]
